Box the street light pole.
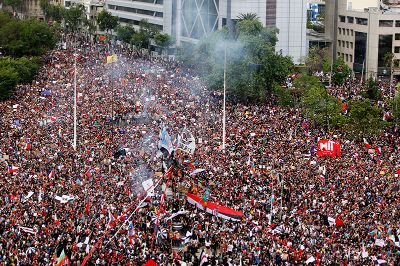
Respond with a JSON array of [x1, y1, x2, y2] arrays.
[[73, 42, 77, 151], [222, 43, 227, 152]]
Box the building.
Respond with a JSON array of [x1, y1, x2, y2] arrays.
[[105, 0, 308, 64], [65, 0, 105, 22], [1, 0, 63, 20], [326, 0, 400, 78]]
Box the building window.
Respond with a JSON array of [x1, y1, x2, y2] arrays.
[[347, 29, 349, 35], [350, 55, 353, 62], [396, 21, 400, 27], [356, 17, 368, 25], [350, 42, 353, 49], [339, 15, 345, 23], [346, 41, 349, 48], [380, 20, 393, 27], [338, 52, 341, 57], [346, 54, 349, 61], [342, 40, 345, 47], [395, 33, 400, 40], [338, 28, 342, 35], [395, 47, 400, 53], [378, 35, 393, 67], [347, 16, 354, 23], [351, 29, 354, 36], [338, 40, 341, 47]]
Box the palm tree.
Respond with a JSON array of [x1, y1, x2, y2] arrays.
[[237, 13, 259, 21]]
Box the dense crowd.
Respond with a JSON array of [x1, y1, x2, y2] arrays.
[[0, 38, 399, 266]]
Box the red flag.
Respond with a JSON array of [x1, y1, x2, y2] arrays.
[[99, 35, 107, 42], [85, 202, 90, 214], [335, 215, 344, 227], [144, 259, 158, 266]]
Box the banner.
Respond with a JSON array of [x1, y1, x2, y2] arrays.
[[317, 140, 341, 157]]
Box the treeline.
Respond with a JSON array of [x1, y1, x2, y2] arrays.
[[0, 11, 58, 100]]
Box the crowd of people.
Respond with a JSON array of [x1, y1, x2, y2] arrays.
[[0, 38, 399, 266]]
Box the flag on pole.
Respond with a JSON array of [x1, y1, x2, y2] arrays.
[[176, 128, 196, 154], [98, 35, 107, 42], [19, 226, 37, 234], [55, 249, 71, 266], [158, 127, 174, 157]]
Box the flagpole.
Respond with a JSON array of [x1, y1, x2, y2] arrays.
[[73, 42, 77, 151], [222, 43, 227, 152]]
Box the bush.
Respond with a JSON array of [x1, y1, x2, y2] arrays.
[[0, 66, 19, 100]]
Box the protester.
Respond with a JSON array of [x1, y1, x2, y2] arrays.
[[0, 37, 399, 266]]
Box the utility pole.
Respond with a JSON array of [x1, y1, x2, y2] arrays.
[[222, 43, 227, 152], [73, 41, 77, 151]]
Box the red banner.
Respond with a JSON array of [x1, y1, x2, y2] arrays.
[[317, 140, 341, 157]]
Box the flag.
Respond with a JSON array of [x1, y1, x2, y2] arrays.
[[54, 214, 60, 226], [158, 127, 174, 157], [85, 202, 90, 214], [144, 259, 158, 266], [55, 249, 70, 266], [77, 236, 90, 254], [106, 54, 118, 64], [374, 238, 386, 247], [371, 256, 387, 266], [108, 209, 116, 228], [49, 169, 55, 179], [317, 140, 341, 157], [98, 35, 107, 42], [176, 128, 196, 154], [199, 254, 208, 266], [375, 146, 382, 154], [8, 165, 19, 173], [19, 226, 37, 234], [388, 230, 400, 248], [363, 138, 371, 149], [25, 141, 31, 150], [250, 163, 256, 175], [335, 215, 344, 227]]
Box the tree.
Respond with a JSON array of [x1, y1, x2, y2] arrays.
[[305, 47, 330, 74], [237, 13, 259, 21], [347, 99, 384, 135], [97, 10, 118, 34], [331, 56, 351, 85], [4, 0, 22, 13], [0, 66, 19, 100], [362, 76, 381, 101], [293, 74, 323, 91], [64, 4, 86, 33], [116, 25, 135, 44], [154, 32, 171, 50], [0, 17, 57, 56], [131, 31, 150, 50], [301, 86, 346, 129]]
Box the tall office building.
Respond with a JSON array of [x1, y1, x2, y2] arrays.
[[325, 0, 400, 78], [105, 0, 308, 64]]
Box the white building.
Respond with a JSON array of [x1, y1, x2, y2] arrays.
[[103, 0, 308, 64]]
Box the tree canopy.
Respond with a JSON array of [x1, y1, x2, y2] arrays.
[[97, 10, 118, 33]]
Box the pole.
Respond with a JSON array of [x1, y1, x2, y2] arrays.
[[269, 172, 274, 224], [222, 44, 227, 152], [279, 173, 284, 220], [360, 59, 365, 85], [73, 43, 77, 151]]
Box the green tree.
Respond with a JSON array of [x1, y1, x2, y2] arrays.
[[331, 56, 351, 85], [237, 13, 259, 21], [154, 32, 171, 50], [347, 99, 384, 135], [301, 86, 346, 129], [305, 47, 330, 73], [293, 74, 323, 91], [64, 4, 86, 33], [97, 10, 118, 34], [362, 76, 381, 101], [4, 0, 22, 13], [0, 66, 19, 100], [116, 25, 135, 44], [273, 85, 293, 107]]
